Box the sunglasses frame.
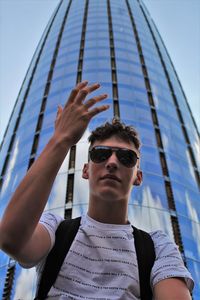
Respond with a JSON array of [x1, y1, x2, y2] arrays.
[[89, 145, 139, 168]]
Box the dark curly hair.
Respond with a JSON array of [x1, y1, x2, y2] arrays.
[[88, 118, 141, 151]]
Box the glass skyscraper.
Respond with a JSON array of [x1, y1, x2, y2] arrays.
[[0, 0, 199, 298]]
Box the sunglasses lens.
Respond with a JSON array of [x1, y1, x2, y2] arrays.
[[90, 148, 111, 163], [117, 149, 137, 168], [90, 146, 138, 167]]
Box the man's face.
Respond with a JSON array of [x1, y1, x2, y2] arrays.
[[82, 136, 142, 202]]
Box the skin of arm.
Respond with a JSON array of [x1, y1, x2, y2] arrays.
[[154, 277, 192, 300], [0, 81, 109, 265]]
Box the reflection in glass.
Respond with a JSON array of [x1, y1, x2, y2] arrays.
[[72, 203, 88, 219], [128, 205, 151, 232], [186, 259, 200, 298], [179, 215, 200, 261], [0, 250, 9, 267], [130, 172, 168, 210], [12, 263, 36, 300], [73, 171, 89, 207], [75, 141, 89, 171], [44, 172, 68, 212], [0, 265, 7, 299]]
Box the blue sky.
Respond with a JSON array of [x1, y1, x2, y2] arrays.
[[0, 0, 199, 144]]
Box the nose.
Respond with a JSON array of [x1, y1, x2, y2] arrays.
[[105, 152, 119, 171]]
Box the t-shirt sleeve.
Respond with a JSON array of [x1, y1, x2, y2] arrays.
[[150, 230, 194, 292], [39, 212, 63, 250], [19, 212, 63, 269]]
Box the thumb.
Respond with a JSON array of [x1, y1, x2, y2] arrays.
[[56, 105, 63, 119], [57, 105, 63, 116], [55, 105, 63, 126]]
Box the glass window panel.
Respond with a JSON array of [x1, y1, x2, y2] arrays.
[[84, 47, 110, 57], [73, 170, 89, 206], [166, 153, 197, 189], [179, 215, 200, 260], [172, 182, 190, 218], [0, 265, 8, 299], [183, 188, 200, 221], [20, 107, 41, 128], [53, 63, 76, 79], [3, 135, 30, 173], [144, 173, 168, 209], [1, 164, 27, 198], [149, 208, 174, 240], [83, 58, 111, 71], [137, 122, 157, 147], [116, 59, 136, 72], [0, 139, 12, 174], [0, 251, 9, 267], [130, 172, 168, 210], [128, 205, 151, 232], [82, 70, 112, 83], [86, 30, 109, 39], [36, 126, 54, 157], [12, 264, 37, 300], [117, 86, 137, 102], [26, 87, 45, 104], [141, 146, 162, 175], [17, 120, 37, 140], [44, 172, 68, 211], [58, 40, 81, 53], [42, 109, 57, 130], [45, 94, 64, 111], [49, 73, 77, 95], [117, 72, 145, 89], [115, 45, 140, 60], [186, 259, 200, 298], [120, 102, 152, 124], [113, 27, 134, 38], [75, 141, 89, 170], [57, 56, 78, 70], [85, 38, 109, 48], [72, 203, 88, 219]]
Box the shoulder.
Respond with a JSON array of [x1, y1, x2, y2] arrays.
[[149, 230, 176, 250], [149, 230, 194, 292]]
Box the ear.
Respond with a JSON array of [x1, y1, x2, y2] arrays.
[[133, 169, 143, 186], [82, 163, 89, 179]]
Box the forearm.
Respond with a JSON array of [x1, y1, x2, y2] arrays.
[[154, 278, 192, 300], [0, 134, 70, 253]]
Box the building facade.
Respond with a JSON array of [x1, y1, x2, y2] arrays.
[[0, 0, 199, 298]]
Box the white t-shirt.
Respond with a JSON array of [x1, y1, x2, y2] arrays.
[[36, 212, 194, 300]]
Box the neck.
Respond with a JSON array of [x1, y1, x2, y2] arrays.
[[87, 195, 128, 225]]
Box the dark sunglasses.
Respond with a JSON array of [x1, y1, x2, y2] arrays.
[[89, 146, 139, 168]]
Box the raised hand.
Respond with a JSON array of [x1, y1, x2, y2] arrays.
[[54, 81, 109, 147]]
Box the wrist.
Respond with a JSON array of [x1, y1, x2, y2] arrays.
[[49, 133, 73, 154]]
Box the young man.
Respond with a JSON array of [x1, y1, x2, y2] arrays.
[[0, 81, 194, 299]]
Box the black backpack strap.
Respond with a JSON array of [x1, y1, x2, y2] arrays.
[[35, 216, 81, 300], [133, 226, 156, 300]]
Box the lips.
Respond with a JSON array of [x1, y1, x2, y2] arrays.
[[100, 174, 121, 182]]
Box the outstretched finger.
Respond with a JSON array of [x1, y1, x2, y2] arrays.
[[84, 94, 108, 109], [64, 81, 88, 107], [88, 104, 110, 119], [75, 82, 101, 104]]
